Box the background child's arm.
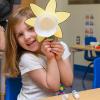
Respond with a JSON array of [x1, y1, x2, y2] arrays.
[[0, 26, 5, 50]]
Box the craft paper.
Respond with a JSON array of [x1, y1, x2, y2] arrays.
[[25, 0, 70, 42]]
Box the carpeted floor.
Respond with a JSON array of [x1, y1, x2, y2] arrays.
[[65, 67, 93, 93]]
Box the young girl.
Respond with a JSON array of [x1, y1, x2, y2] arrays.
[[4, 7, 73, 100]]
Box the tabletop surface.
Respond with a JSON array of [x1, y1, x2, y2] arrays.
[[41, 88, 100, 100], [70, 44, 100, 51]]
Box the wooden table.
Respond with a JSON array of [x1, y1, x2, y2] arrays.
[[70, 45, 100, 52], [70, 44, 100, 66], [41, 88, 100, 100]]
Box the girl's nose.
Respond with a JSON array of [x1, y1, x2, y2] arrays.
[[24, 32, 36, 40], [24, 32, 31, 40]]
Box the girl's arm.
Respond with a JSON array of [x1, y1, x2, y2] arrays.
[[28, 58, 60, 92], [28, 39, 60, 92], [57, 58, 73, 87], [50, 41, 73, 87]]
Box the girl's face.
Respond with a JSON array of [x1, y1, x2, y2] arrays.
[[14, 18, 41, 53]]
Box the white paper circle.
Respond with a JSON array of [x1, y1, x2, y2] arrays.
[[34, 14, 58, 37]]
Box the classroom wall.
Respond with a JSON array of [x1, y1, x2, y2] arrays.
[[35, 0, 100, 66], [64, 4, 100, 66]]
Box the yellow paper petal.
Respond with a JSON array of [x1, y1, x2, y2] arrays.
[[36, 35, 45, 42], [46, 0, 56, 13], [54, 26, 62, 38], [30, 3, 45, 16], [25, 1, 70, 42], [56, 12, 70, 23], [25, 18, 36, 26]]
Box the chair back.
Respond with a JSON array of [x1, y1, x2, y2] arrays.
[[5, 76, 22, 100], [85, 36, 97, 45], [93, 57, 100, 88], [84, 36, 97, 61]]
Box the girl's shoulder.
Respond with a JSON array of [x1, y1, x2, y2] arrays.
[[19, 52, 43, 75]]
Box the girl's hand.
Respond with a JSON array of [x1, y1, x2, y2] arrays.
[[41, 39, 55, 60], [51, 41, 64, 60]]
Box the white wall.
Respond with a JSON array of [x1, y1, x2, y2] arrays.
[[36, 0, 100, 66], [65, 4, 100, 66]]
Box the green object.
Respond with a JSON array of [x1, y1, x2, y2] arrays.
[[48, 35, 58, 41], [57, 83, 65, 95], [48, 35, 55, 39]]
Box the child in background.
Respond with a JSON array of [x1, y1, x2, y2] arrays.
[[4, 7, 73, 100], [0, 26, 5, 100], [0, 26, 5, 50]]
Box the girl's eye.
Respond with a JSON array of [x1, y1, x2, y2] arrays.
[[28, 27, 34, 31], [17, 33, 23, 37]]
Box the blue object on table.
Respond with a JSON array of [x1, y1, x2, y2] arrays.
[[93, 57, 100, 88], [5, 76, 22, 100], [82, 36, 100, 89]]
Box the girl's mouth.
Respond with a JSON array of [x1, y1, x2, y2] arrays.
[[27, 40, 36, 46]]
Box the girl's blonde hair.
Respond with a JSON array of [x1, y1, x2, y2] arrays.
[[4, 7, 35, 77]]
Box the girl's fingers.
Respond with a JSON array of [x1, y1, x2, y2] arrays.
[[50, 42, 64, 56], [51, 43, 64, 51], [44, 45, 51, 51], [51, 44, 63, 49], [43, 38, 54, 42], [42, 42, 51, 51], [42, 40, 64, 54], [51, 48, 63, 53]]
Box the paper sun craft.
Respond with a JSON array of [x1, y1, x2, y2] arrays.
[[25, 0, 70, 42]]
